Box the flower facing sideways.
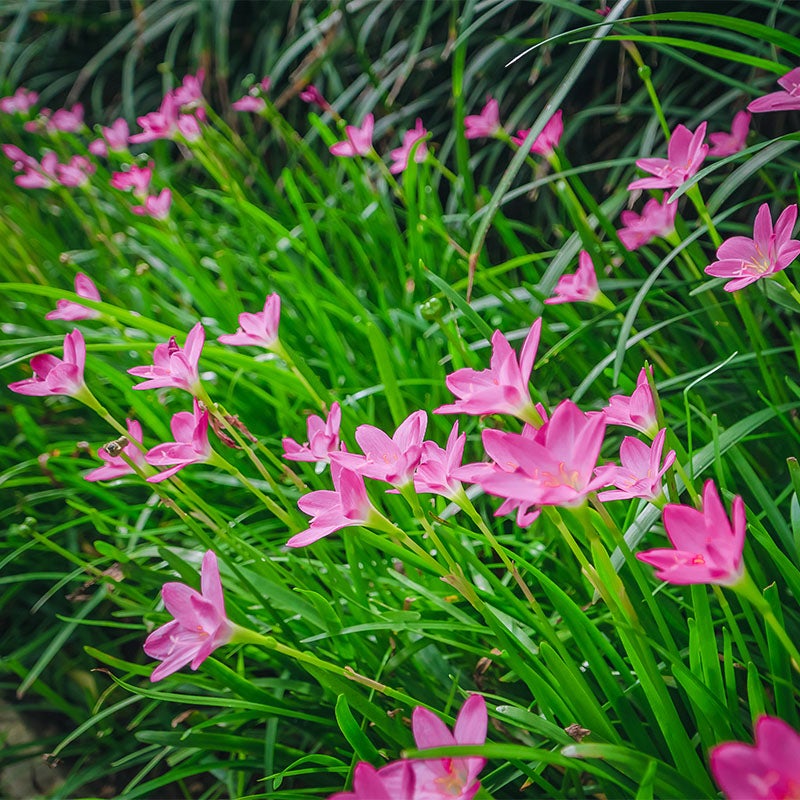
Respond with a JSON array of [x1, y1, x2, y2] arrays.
[[464, 98, 501, 140], [628, 122, 708, 191], [708, 110, 751, 157], [748, 66, 800, 113], [329, 762, 415, 800], [85, 418, 147, 482], [45, 273, 101, 321], [617, 194, 677, 251], [389, 119, 428, 174], [218, 293, 281, 350], [330, 114, 374, 157], [9, 329, 88, 398], [512, 110, 563, 159], [282, 402, 342, 465], [128, 322, 205, 394], [545, 250, 600, 305], [144, 400, 212, 482], [132, 187, 172, 220], [414, 422, 467, 499], [603, 366, 658, 437]]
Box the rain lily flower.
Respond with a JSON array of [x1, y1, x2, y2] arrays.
[[435, 318, 542, 423], [110, 163, 153, 199], [710, 716, 800, 800], [637, 480, 746, 586], [54, 155, 95, 188], [300, 85, 328, 108], [172, 70, 206, 118], [85, 419, 147, 482], [389, 118, 428, 174], [128, 322, 205, 394], [704, 203, 800, 291], [414, 422, 467, 499], [46, 103, 84, 133], [545, 250, 600, 305], [617, 194, 678, 251], [218, 293, 281, 350], [512, 110, 563, 158], [9, 329, 87, 398], [708, 111, 751, 157], [0, 87, 38, 114], [89, 118, 130, 157], [748, 66, 800, 113], [232, 95, 266, 113], [464, 98, 501, 139], [603, 366, 658, 437], [45, 273, 101, 321], [145, 400, 212, 482], [595, 428, 676, 502], [2, 144, 38, 171], [143, 550, 234, 681], [130, 94, 201, 143], [330, 114, 374, 157], [132, 188, 172, 220], [282, 402, 342, 465], [329, 762, 415, 800], [628, 122, 708, 190]]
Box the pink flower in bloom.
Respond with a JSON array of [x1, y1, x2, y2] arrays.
[[628, 122, 708, 190], [88, 139, 107, 157], [130, 95, 200, 144], [389, 118, 429, 174], [46, 103, 84, 133], [710, 716, 800, 800], [708, 111, 751, 157], [287, 462, 381, 547], [2, 144, 38, 171], [595, 428, 676, 502], [512, 110, 563, 158], [704, 203, 800, 292], [218, 293, 281, 350], [143, 550, 234, 682], [96, 118, 130, 154], [0, 87, 38, 114], [132, 188, 172, 220], [110, 163, 153, 199], [232, 95, 266, 113], [282, 402, 342, 464], [603, 366, 658, 437], [172, 70, 206, 119], [54, 155, 95, 188], [545, 250, 600, 305], [128, 322, 204, 394], [464, 98, 501, 140], [414, 422, 467, 499], [435, 318, 541, 422], [617, 194, 678, 251], [9, 329, 87, 398], [145, 399, 212, 482], [45, 273, 101, 321], [637, 480, 746, 586], [329, 762, 415, 800], [330, 114, 374, 157], [85, 418, 147, 482], [748, 66, 800, 113]]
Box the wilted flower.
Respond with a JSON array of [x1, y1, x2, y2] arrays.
[[45, 273, 101, 321]]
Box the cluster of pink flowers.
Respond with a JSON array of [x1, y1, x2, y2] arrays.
[[129, 71, 205, 144], [3, 144, 95, 189]]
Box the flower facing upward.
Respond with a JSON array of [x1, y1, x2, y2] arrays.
[[414, 422, 467, 499], [144, 400, 212, 483], [748, 66, 800, 113], [110, 163, 153, 199], [0, 87, 38, 114], [282, 402, 342, 465], [464, 98, 501, 139], [710, 716, 800, 800], [329, 762, 415, 800], [704, 203, 800, 291], [9, 329, 87, 398], [45, 273, 101, 321], [603, 366, 658, 437], [708, 111, 751, 157], [218, 293, 281, 350], [512, 110, 563, 158], [545, 250, 600, 305], [628, 122, 708, 190], [128, 322, 205, 394], [330, 114, 374, 157], [617, 194, 678, 251], [143, 550, 234, 682], [132, 188, 172, 220], [85, 419, 147, 482], [389, 119, 429, 174], [637, 480, 746, 586]]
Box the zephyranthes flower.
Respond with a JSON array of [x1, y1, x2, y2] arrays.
[[9, 329, 88, 398], [145, 400, 212, 482], [748, 66, 800, 113], [45, 273, 101, 321], [128, 322, 204, 394], [628, 122, 708, 190]]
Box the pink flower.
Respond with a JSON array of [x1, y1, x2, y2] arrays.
[[637, 480, 746, 586], [143, 550, 234, 682], [617, 194, 677, 251], [464, 99, 501, 139], [595, 428, 676, 502], [389, 118, 429, 174], [145, 399, 212, 482], [300, 85, 328, 108], [330, 114, 374, 157], [512, 110, 563, 158], [88, 139, 107, 157], [435, 318, 541, 422], [47, 103, 84, 133], [45, 273, 101, 321], [603, 366, 658, 437], [132, 188, 172, 220], [232, 95, 266, 113], [129, 95, 202, 144], [628, 122, 708, 190], [96, 118, 130, 153], [3, 144, 38, 171], [413, 422, 466, 499], [748, 66, 800, 113], [128, 322, 204, 394], [329, 762, 415, 800], [85, 419, 147, 482], [704, 203, 800, 291], [708, 111, 751, 157], [287, 462, 381, 547], [710, 716, 800, 800], [282, 402, 342, 464], [218, 293, 281, 349], [9, 329, 87, 398], [0, 87, 38, 114], [545, 250, 600, 305], [110, 163, 153, 199], [54, 155, 95, 188], [172, 70, 206, 118]]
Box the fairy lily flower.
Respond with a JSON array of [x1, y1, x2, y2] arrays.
[[46, 103, 84, 133], [232, 95, 266, 113], [512, 110, 563, 159], [617, 194, 677, 251], [414, 422, 467, 499], [708, 111, 751, 157], [545, 250, 600, 305], [0, 87, 38, 114], [300, 85, 328, 109], [282, 402, 342, 465], [330, 114, 374, 157], [90, 118, 130, 156], [85, 419, 147, 482], [132, 188, 172, 220], [628, 122, 708, 191], [45, 273, 101, 321], [637, 480, 746, 586], [435, 318, 542, 423], [704, 203, 800, 291], [145, 400, 212, 483], [329, 761, 415, 800], [710, 716, 800, 800], [9, 329, 88, 398], [218, 293, 281, 350], [172, 70, 206, 118], [143, 550, 234, 682], [128, 322, 205, 394], [110, 163, 153, 200], [603, 366, 658, 437], [464, 98, 501, 139], [389, 118, 429, 174], [748, 66, 800, 113], [595, 428, 676, 502], [55, 155, 95, 188]]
